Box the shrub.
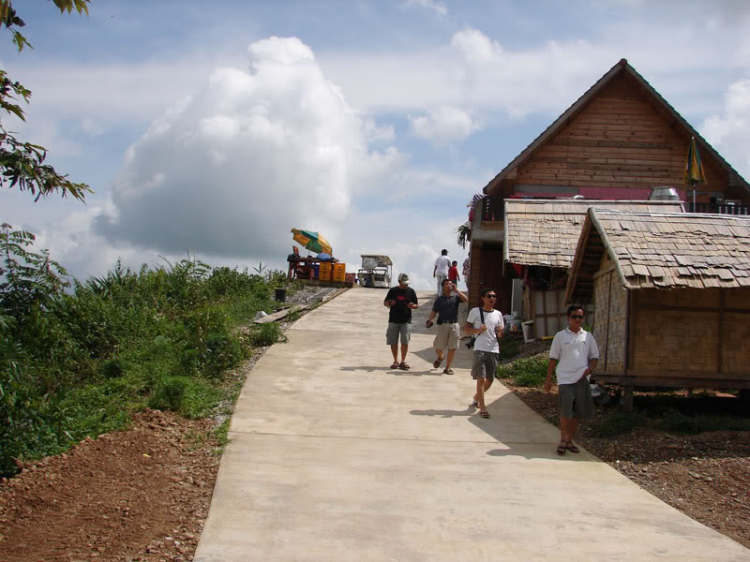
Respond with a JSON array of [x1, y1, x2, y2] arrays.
[[100, 358, 127, 379], [497, 354, 547, 387], [248, 322, 286, 347], [497, 337, 520, 361]]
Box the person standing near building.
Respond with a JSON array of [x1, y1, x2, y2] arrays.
[[433, 249, 451, 296], [464, 288, 504, 418], [448, 260, 460, 288], [426, 279, 468, 375], [384, 273, 419, 371], [544, 304, 599, 455], [462, 256, 471, 289]]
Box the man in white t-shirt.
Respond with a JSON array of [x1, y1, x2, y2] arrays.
[[464, 287, 504, 419], [544, 304, 599, 455], [433, 249, 452, 296]]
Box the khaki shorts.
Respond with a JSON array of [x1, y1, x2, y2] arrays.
[[433, 323, 460, 350]]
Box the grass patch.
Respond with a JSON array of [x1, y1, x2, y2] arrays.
[[214, 418, 231, 451], [497, 354, 547, 387], [248, 322, 286, 347]]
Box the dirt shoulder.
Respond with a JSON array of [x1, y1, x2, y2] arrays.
[[0, 286, 342, 562]]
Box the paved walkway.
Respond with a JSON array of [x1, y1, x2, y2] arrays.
[[195, 288, 750, 562]]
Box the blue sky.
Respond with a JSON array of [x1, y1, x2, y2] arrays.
[[2, 0, 750, 289]]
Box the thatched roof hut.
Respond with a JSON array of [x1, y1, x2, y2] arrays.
[[566, 209, 750, 403]]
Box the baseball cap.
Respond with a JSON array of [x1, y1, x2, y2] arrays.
[[398, 273, 410, 284]]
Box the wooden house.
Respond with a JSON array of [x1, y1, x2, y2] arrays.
[[565, 208, 750, 405], [503, 199, 683, 337], [468, 58, 750, 312]]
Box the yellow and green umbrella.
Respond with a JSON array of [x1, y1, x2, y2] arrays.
[[685, 136, 707, 209], [291, 228, 332, 255]]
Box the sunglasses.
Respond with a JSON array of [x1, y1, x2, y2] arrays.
[[485, 294, 497, 298], [570, 315, 584, 319]]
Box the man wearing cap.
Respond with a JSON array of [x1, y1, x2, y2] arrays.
[[426, 279, 468, 375], [384, 273, 419, 370], [433, 249, 451, 296]]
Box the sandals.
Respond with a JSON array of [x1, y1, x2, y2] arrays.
[[443, 368, 454, 375], [433, 357, 443, 368], [390, 361, 400, 369], [566, 442, 580, 454], [557, 442, 567, 455], [479, 411, 490, 419], [471, 400, 479, 408], [399, 362, 411, 371]]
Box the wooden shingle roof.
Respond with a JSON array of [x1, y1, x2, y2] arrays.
[[581, 210, 750, 290], [503, 199, 684, 269], [483, 59, 750, 198]]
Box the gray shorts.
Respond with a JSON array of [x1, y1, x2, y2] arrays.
[[558, 377, 594, 419], [433, 323, 460, 350], [386, 322, 411, 346], [471, 350, 498, 380]]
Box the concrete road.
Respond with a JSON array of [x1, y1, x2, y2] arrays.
[[195, 288, 750, 562]]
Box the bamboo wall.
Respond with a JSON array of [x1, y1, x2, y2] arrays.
[[511, 76, 727, 197], [630, 287, 750, 377], [593, 269, 628, 372]]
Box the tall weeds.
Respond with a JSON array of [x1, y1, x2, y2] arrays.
[[0, 225, 291, 477]]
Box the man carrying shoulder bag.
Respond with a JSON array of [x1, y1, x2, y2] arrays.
[[464, 287, 504, 419]]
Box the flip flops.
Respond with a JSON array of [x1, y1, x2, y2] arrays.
[[557, 442, 567, 455], [399, 362, 411, 371], [566, 442, 580, 454], [479, 411, 490, 418], [390, 361, 400, 369]]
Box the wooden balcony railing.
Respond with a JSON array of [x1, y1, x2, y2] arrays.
[[481, 196, 504, 221], [686, 202, 750, 215]]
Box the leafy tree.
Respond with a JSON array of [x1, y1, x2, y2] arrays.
[[0, 0, 92, 201]]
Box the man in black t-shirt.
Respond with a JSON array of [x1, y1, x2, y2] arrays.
[[384, 273, 419, 370]]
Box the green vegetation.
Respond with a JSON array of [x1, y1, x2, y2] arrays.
[[497, 354, 548, 387], [497, 337, 520, 361], [0, 225, 296, 477]]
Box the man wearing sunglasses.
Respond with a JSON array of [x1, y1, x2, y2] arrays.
[[544, 304, 599, 455], [464, 288, 504, 418]]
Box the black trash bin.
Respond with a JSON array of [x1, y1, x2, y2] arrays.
[[274, 288, 286, 303]]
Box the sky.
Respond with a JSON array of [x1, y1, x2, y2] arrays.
[[2, 0, 750, 290]]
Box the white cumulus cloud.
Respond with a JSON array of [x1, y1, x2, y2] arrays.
[[702, 78, 750, 180], [409, 106, 482, 145], [95, 36, 398, 261], [404, 0, 448, 17]]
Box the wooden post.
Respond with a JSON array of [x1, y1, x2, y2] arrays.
[[623, 386, 634, 411], [604, 271, 613, 371], [717, 291, 725, 374]]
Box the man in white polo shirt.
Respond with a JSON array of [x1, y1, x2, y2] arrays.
[[544, 304, 599, 455]]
